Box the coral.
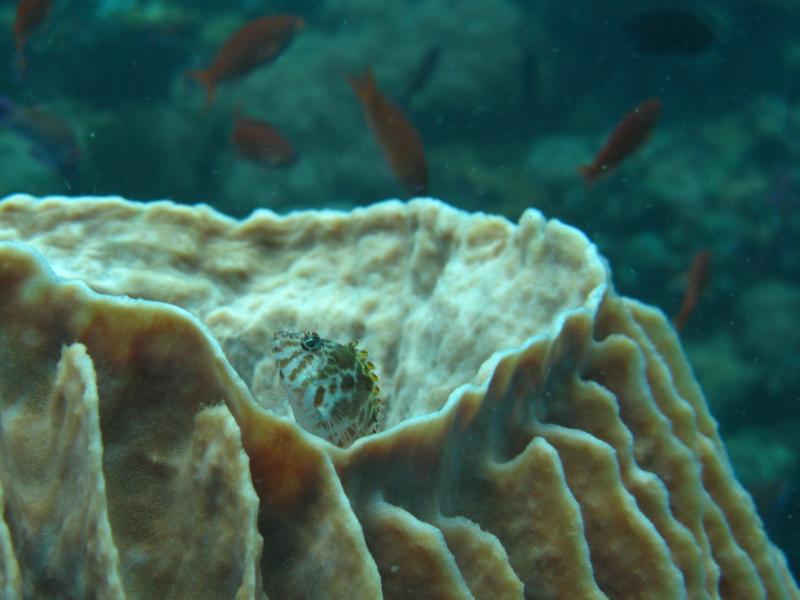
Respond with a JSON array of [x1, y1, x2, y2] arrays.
[[0, 194, 797, 599]]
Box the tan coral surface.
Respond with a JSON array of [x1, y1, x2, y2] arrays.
[[0, 194, 796, 600]]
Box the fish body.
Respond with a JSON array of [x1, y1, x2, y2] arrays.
[[580, 98, 662, 185], [189, 15, 304, 106], [348, 69, 428, 197], [270, 331, 384, 448], [0, 97, 79, 177], [231, 113, 297, 167], [13, 0, 52, 71], [673, 250, 712, 332]]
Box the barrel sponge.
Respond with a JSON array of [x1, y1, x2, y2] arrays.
[[0, 194, 796, 599]]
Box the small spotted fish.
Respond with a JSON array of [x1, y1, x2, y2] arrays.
[[270, 331, 384, 447]]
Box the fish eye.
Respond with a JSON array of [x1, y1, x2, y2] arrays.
[[301, 331, 321, 351]]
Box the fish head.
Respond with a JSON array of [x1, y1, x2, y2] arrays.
[[291, 16, 305, 31], [270, 330, 332, 396], [269, 330, 383, 447]]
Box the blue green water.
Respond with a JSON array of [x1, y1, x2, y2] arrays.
[[1, 0, 798, 578]]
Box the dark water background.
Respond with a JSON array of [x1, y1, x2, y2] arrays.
[[0, 0, 798, 580]]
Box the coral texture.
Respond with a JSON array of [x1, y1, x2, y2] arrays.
[[0, 194, 796, 599]]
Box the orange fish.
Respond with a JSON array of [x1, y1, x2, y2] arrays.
[[580, 98, 662, 184], [189, 15, 305, 106], [348, 69, 428, 197], [13, 0, 52, 71], [231, 113, 297, 167], [673, 250, 711, 332]]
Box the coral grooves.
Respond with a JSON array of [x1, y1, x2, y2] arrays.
[[0, 195, 796, 599]]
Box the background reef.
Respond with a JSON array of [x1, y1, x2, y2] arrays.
[[0, 0, 798, 578]]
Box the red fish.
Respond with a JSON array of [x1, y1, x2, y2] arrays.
[[348, 69, 428, 197], [231, 113, 297, 167], [673, 250, 711, 332], [0, 96, 79, 177], [580, 98, 662, 184], [189, 15, 304, 106], [13, 0, 52, 71]]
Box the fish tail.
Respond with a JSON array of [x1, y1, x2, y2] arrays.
[[0, 96, 15, 124], [672, 310, 688, 333], [12, 28, 28, 73], [188, 69, 215, 107], [578, 164, 595, 186], [15, 50, 27, 74], [344, 74, 361, 95], [232, 103, 244, 122], [345, 68, 376, 100]]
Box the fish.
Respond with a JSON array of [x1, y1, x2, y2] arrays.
[[673, 250, 712, 332], [189, 15, 305, 106], [580, 98, 662, 185], [0, 97, 79, 178], [348, 68, 428, 197], [400, 46, 441, 105], [231, 112, 297, 167], [766, 167, 800, 254], [270, 331, 384, 448], [13, 0, 52, 71], [626, 9, 715, 56]]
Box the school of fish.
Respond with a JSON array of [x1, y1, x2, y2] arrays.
[[7, 1, 670, 199]]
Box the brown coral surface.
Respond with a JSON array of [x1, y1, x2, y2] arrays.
[[0, 194, 796, 600]]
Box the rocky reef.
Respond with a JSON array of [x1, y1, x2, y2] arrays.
[[0, 195, 796, 599]]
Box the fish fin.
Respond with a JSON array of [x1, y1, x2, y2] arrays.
[[578, 164, 595, 186], [262, 388, 290, 411], [15, 50, 27, 75], [232, 103, 245, 124], [345, 68, 376, 100], [30, 147, 56, 170], [188, 69, 215, 107], [579, 163, 609, 187]]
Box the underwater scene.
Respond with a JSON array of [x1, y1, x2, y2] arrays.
[[0, 0, 799, 597]]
